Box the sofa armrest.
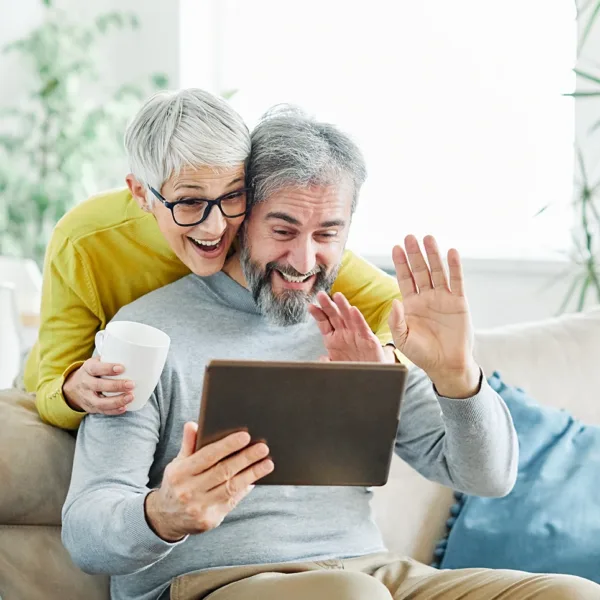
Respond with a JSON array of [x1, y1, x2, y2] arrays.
[[0, 389, 76, 525]]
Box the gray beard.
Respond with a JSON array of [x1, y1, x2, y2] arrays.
[[240, 246, 339, 326]]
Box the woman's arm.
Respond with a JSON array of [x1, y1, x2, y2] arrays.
[[30, 228, 97, 429], [32, 228, 131, 430], [330, 250, 401, 346]]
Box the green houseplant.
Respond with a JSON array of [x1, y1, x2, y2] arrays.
[[0, 0, 168, 266], [562, 0, 600, 310]]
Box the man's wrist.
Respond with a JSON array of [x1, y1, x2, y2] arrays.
[[382, 344, 397, 364], [430, 362, 482, 399], [144, 490, 185, 543]]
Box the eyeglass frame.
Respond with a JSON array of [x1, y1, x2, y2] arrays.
[[148, 186, 251, 227]]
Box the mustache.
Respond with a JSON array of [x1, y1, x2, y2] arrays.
[[266, 262, 323, 279]]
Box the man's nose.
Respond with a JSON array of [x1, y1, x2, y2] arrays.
[[287, 236, 317, 275]]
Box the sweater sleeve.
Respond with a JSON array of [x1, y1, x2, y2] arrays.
[[331, 250, 402, 348], [30, 227, 100, 430], [61, 390, 184, 575], [395, 366, 519, 497]]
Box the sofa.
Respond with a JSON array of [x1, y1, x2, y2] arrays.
[[1, 307, 599, 600]]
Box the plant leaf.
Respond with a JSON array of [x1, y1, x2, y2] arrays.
[[564, 91, 600, 97], [577, 274, 591, 310], [150, 73, 169, 89], [220, 88, 239, 100], [579, 1, 600, 54], [576, 146, 589, 189], [574, 68, 600, 85]]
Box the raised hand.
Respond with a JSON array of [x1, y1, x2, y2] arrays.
[[308, 291, 390, 363], [389, 235, 480, 398]]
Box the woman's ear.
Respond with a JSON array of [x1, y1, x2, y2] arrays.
[[126, 174, 151, 212]]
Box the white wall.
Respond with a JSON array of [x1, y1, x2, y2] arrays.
[[2, 0, 597, 330], [371, 255, 579, 330]]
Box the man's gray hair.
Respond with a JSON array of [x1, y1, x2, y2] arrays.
[[247, 105, 367, 212], [124, 89, 251, 198]]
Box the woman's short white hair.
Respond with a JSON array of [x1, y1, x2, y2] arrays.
[[124, 88, 251, 197]]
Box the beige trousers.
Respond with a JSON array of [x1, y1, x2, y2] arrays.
[[170, 552, 599, 600]]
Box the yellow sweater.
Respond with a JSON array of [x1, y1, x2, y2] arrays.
[[25, 188, 402, 430]]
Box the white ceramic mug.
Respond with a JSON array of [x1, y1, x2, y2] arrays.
[[95, 321, 170, 411]]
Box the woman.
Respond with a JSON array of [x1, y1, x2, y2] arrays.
[[24, 88, 401, 431]]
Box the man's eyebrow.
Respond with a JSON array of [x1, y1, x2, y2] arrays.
[[265, 212, 301, 226], [319, 219, 346, 228]]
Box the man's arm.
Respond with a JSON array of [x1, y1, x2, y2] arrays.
[[395, 365, 518, 497], [61, 394, 184, 575]]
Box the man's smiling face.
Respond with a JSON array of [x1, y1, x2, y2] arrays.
[[240, 182, 353, 325]]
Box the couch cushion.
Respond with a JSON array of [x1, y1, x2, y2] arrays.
[[374, 307, 600, 563], [0, 524, 109, 600], [437, 372, 600, 582], [474, 307, 600, 424], [0, 388, 75, 525]]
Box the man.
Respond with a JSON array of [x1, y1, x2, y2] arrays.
[[62, 107, 598, 600]]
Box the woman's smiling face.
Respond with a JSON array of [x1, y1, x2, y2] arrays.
[[128, 164, 247, 276]]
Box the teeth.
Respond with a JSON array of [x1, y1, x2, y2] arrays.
[[279, 271, 310, 283], [191, 236, 222, 247]]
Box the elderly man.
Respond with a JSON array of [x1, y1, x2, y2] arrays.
[[62, 107, 598, 600]]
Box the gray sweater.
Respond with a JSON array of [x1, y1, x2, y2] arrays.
[[62, 273, 518, 600]]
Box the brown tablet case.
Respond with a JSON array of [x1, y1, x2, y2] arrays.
[[196, 360, 408, 486]]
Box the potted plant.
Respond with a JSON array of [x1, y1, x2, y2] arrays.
[[0, 0, 168, 266]]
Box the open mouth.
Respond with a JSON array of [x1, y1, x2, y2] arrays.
[[276, 270, 314, 284], [273, 269, 317, 290], [188, 235, 225, 255]]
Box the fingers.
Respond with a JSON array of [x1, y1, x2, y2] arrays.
[[388, 299, 408, 348], [78, 358, 135, 414], [87, 375, 135, 395], [394, 236, 457, 295], [315, 291, 344, 330], [331, 292, 354, 323], [178, 422, 199, 459], [423, 235, 450, 290], [349, 306, 376, 339], [84, 358, 124, 377], [447, 248, 465, 296], [392, 245, 417, 298], [307, 304, 333, 336], [404, 235, 433, 291], [185, 431, 252, 477], [90, 393, 134, 414], [202, 442, 271, 491], [209, 456, 275, 502]]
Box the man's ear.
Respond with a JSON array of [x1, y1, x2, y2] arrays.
[[126, 174, 152, 212]]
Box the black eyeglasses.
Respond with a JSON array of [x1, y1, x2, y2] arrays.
[[149, 186, 250, 227]]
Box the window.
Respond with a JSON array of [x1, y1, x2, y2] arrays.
[[181, 0, 575, 260]]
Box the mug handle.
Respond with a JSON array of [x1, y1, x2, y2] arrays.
[[95, 330, 106, 357]]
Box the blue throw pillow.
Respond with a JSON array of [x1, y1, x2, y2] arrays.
[[435, 372, 600, 582]]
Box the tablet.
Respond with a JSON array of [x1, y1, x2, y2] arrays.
[[196, 359, 408, 486]]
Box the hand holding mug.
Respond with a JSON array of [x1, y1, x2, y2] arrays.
[[63, 321, 170, 415], [63, 358, 135, 415]]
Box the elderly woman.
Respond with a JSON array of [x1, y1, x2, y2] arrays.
[[24, 88, 401, 431]]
